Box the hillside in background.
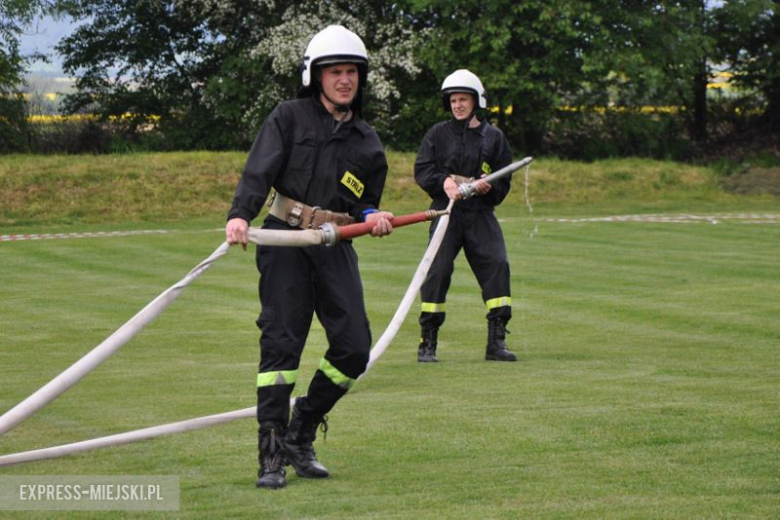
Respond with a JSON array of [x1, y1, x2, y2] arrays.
[[1, 153, 777, 229]]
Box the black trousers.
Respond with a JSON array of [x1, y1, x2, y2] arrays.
[[419, 208, 511, 329], [254, 218, 371, 425]]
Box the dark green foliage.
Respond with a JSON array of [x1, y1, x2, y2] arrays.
[[0, 94, 30, 152], [5, 1, 779, 158], [408, 0, 605, 156], [713, 0, 780, 131], [25, 117, 111, 153], [0, 0, 51, 152], [56, 0, 283, 151], [546, 108, 692, 161]]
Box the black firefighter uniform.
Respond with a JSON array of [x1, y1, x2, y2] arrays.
[[228, 94, 388, 425], [415, 117, 514, 330]]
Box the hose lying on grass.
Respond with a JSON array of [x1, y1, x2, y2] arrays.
[[1, 156, 533, 465], [0, 202, 454, 467]]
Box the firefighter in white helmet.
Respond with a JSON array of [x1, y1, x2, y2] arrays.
[[225, 25, 394, 489], [415, 69, 517, 363]]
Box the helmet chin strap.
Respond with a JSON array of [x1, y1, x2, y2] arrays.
[[317, 85, 352, 134], [327, 95, 351, 113], [315, 79, 351, 114], [453, 110, 476, 126]]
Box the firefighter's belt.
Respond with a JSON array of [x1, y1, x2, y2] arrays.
[[450, 174, 475, 186], [268, 192, 355, 229]]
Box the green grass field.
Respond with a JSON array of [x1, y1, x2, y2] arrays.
[[1, 154, 779, 518]]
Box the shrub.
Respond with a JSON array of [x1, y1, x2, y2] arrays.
[[544, 107, 692, 161], [25, 115, 112, 154], [0, 95, 30, 153]]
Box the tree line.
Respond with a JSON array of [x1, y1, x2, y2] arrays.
[[2, 0, 778, 159]]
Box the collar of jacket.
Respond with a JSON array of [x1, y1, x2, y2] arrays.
[[447, 117, 487, 136], [308, 94, 371, 138]]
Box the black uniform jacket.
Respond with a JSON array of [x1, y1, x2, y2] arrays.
[[228, 95, 388, 224], [414, 118, 513, 212]]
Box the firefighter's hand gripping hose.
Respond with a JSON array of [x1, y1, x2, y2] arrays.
[[458, 156, 533, 199], [0, 203, 454, 466]]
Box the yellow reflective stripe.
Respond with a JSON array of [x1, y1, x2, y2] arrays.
[[319, 358, 356, 390], [481, 161, 492, 175], [485, 296, 512, 310], [421, 302, 446, 313], [257, 370, 297, 387]]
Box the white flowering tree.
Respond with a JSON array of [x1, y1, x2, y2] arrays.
[[213, 0, 430, 146], [56, 0, 429, 149]]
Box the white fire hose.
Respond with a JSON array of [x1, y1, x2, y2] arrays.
[[0, 201, 454, 466], [0, 154, 534, 467], [0, 228, 328, 437]]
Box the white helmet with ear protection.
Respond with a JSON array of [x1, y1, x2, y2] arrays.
[[441, 69, 487, 111], [301, 25, 368, 87]]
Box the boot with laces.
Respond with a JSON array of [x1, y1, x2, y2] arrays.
[[256, 422, 287, 489], [417, 327, 439, 362], [282, 404, 329, 479], [485, 319, 517, 362]]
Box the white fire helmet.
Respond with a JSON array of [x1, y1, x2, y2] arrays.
[[301, 25, 369, 88], [441, 69, 487, 112]]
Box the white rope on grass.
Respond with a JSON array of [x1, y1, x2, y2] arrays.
[[0, 202, 454, 467]]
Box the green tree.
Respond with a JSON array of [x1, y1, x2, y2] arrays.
[[231, 0, 428, 149], [406, 0, 607, 154], [406, 0, 777, 155], [714, 0, 779, 131], [57, 0, 278, 149], [48, 0, 778, 155], [56, 0, 425, 150], [584, 1, 716, 144], [587, 1, 778, 144]]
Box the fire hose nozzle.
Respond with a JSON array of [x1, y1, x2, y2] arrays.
[[458, 183, 476, 200], [458, 156, 534, 200]]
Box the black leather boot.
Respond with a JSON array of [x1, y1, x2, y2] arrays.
[[485, 319, 517, 361], [256, 422, 287, 489], [417, 327, 439, 362], [282, 405, 329, 479]]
